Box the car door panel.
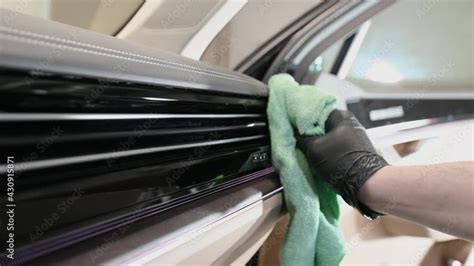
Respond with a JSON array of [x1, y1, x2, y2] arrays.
[[0, 8, 281, 264]]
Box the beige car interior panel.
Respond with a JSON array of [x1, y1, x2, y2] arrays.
[[340, 208, 473, 265], [115, 0, 165, 39], [180, 0, 248, 60], [1, 0, 144, 35], [86, 0, 144, 35], [146, 194, 281, 265], [117, 0, 231, 55], [201, 0, 324, 69]]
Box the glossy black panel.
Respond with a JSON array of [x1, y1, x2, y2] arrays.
[[14, 151, 272, 243], [347, 98, 474, 128], [0, 68, 271, 263], [0, 69, 266, 114], [10, 169, 280, 265]]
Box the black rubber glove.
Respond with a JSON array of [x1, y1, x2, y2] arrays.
[[297, 110, 388, 219]]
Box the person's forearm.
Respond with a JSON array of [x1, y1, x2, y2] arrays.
[[358, 161, 474, 241]]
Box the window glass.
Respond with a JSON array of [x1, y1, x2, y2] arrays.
[[336, 0, 473, 90]]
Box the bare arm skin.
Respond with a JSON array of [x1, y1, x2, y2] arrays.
[[358, 161, 474, 241]]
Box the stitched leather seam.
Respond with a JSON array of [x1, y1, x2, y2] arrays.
[[0, 33, 257, 85], [0, 26, 249, 82]]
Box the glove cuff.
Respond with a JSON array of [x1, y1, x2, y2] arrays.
[[341, 153, 388, 220]]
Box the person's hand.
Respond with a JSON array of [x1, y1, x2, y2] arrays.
[[297, 110, 388, 219]]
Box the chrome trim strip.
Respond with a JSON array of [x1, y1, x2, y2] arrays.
[[0, 113, 264, 121], [367, 118, 474, 147], [123, 186, 284, 264], [0, 135, 267, 172], [262, 186, 284, 200], [2, 122, 268, 145]]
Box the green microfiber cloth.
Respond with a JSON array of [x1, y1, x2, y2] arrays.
[[267, 74, 345, 266]]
